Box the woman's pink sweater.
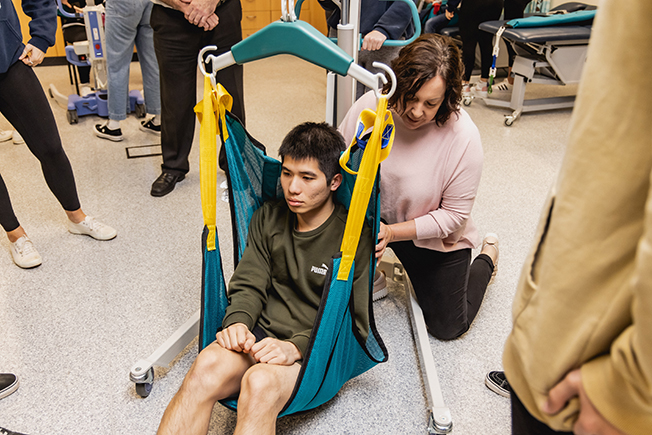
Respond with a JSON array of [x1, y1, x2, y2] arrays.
[[339, 91, 483, 252]]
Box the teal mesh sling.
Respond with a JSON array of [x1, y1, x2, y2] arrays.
[[196, 82, 390, 416]]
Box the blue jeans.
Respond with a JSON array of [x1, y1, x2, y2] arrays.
[[105, 0, 161, 120], [424, 13, 458, 34]]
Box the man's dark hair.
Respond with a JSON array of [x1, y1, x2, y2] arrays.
[[278, 122, 346, 183], [382, 34, 463, 126]]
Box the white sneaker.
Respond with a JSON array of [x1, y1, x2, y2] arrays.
[[12, 131, 24, 145], [462, 83, 472, 98], [67, 216, 117, 240], [372, 270, 388, 301], [472, 81, 488, 98], [0, 130, 12, 143], [10, 236, 42, 269], [491, 79, 512, 93]]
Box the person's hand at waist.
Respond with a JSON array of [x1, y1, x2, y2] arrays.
[[543, 369, 626, 435], [444, 10, 454, 20], [362, 30, 387, 51], [216, 323, 256, 353], [19, 44, 45, 67], [251, 338, 302, 365]]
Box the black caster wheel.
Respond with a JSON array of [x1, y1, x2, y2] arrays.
[[67, 110, 78, 124], [135, 103, 147, 118], [504, 117, 515, 127], [135, 367, 154, 398], [462, 97, 472, 106]]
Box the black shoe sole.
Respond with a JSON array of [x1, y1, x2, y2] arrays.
[[150, 174, 185, 197]]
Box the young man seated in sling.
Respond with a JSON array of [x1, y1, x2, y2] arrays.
[[157, 122, 372, 435]]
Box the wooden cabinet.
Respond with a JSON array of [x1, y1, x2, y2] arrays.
[[242, 0, 328, 38]]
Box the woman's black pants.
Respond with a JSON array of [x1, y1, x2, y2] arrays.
[[389, 240, 494, 340], [0, 61, 80, 232]]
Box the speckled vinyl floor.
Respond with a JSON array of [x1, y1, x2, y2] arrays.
[[0, 56, 574, 434]]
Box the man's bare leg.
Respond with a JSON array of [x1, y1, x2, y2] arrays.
[[233, 362, 301, 435], [157, 342, 255, 435]]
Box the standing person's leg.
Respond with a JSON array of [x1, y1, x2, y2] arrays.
[[457, 10, 477, 84], [203, 0, 245, 171], [135, 0, 161, 134], [0, 62, 81, 215], [157, 343, 256, 435], [0, 62, 116, 267], [97, 0, 141, 142], [150, 6, 203, 196]]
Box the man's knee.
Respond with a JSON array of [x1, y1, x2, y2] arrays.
[[184, 345, 229, 393], [240, 365, 283, 404]]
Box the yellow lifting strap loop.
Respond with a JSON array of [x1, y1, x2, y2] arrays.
[[337, 96, 394, 281], [195, 75, 232, 251]]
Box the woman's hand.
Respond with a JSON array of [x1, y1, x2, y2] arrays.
[[19, 44, 45, 67], [375, 223, 394, 260]]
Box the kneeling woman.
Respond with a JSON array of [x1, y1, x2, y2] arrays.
[[339, 34, 498, 340]]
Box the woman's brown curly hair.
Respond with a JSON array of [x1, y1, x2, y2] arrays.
[[382, 34, 464, 127]]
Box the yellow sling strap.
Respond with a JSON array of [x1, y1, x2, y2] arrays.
[[337, 96, 395, 281], [195, 75, 233, 251]]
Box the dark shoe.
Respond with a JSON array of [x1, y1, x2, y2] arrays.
[[94, 124, 123, 142], [485, 370, 511, 398], [139, 119, 161, 136], [0, 426, 28, 435], [151, 172, 185, 197], [0, 373, 19, 400]]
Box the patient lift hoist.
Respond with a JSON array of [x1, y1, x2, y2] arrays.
[[129, 1, 452, 433]]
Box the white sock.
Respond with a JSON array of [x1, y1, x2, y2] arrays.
[[148, 115, 160, 126], [107, 119, 120, 130]]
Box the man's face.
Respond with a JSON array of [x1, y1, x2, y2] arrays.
[[280, 156, 339, 216]]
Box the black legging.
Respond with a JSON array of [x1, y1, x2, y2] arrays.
[[458, 0, 504, 81], [504, 0, 530, 67], [0, 61, 80, 232], [389, 240, 494, 340]]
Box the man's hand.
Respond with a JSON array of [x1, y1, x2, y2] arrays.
[[216, 323, 256, 353], [251, 338, 302, 365], [362, 30, 387, 51], [19, 44, 45, 67], [444, 10, 454, 20], [375, 223, 393, 261], [543, 369, 627, 435], [184, 0, 220, 28]]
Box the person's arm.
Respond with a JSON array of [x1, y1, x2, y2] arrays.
[[364, 0, 415, 49], [222, 206, 273, 333], [543, 167, 652, 434], [20, 0, 57, 57]]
